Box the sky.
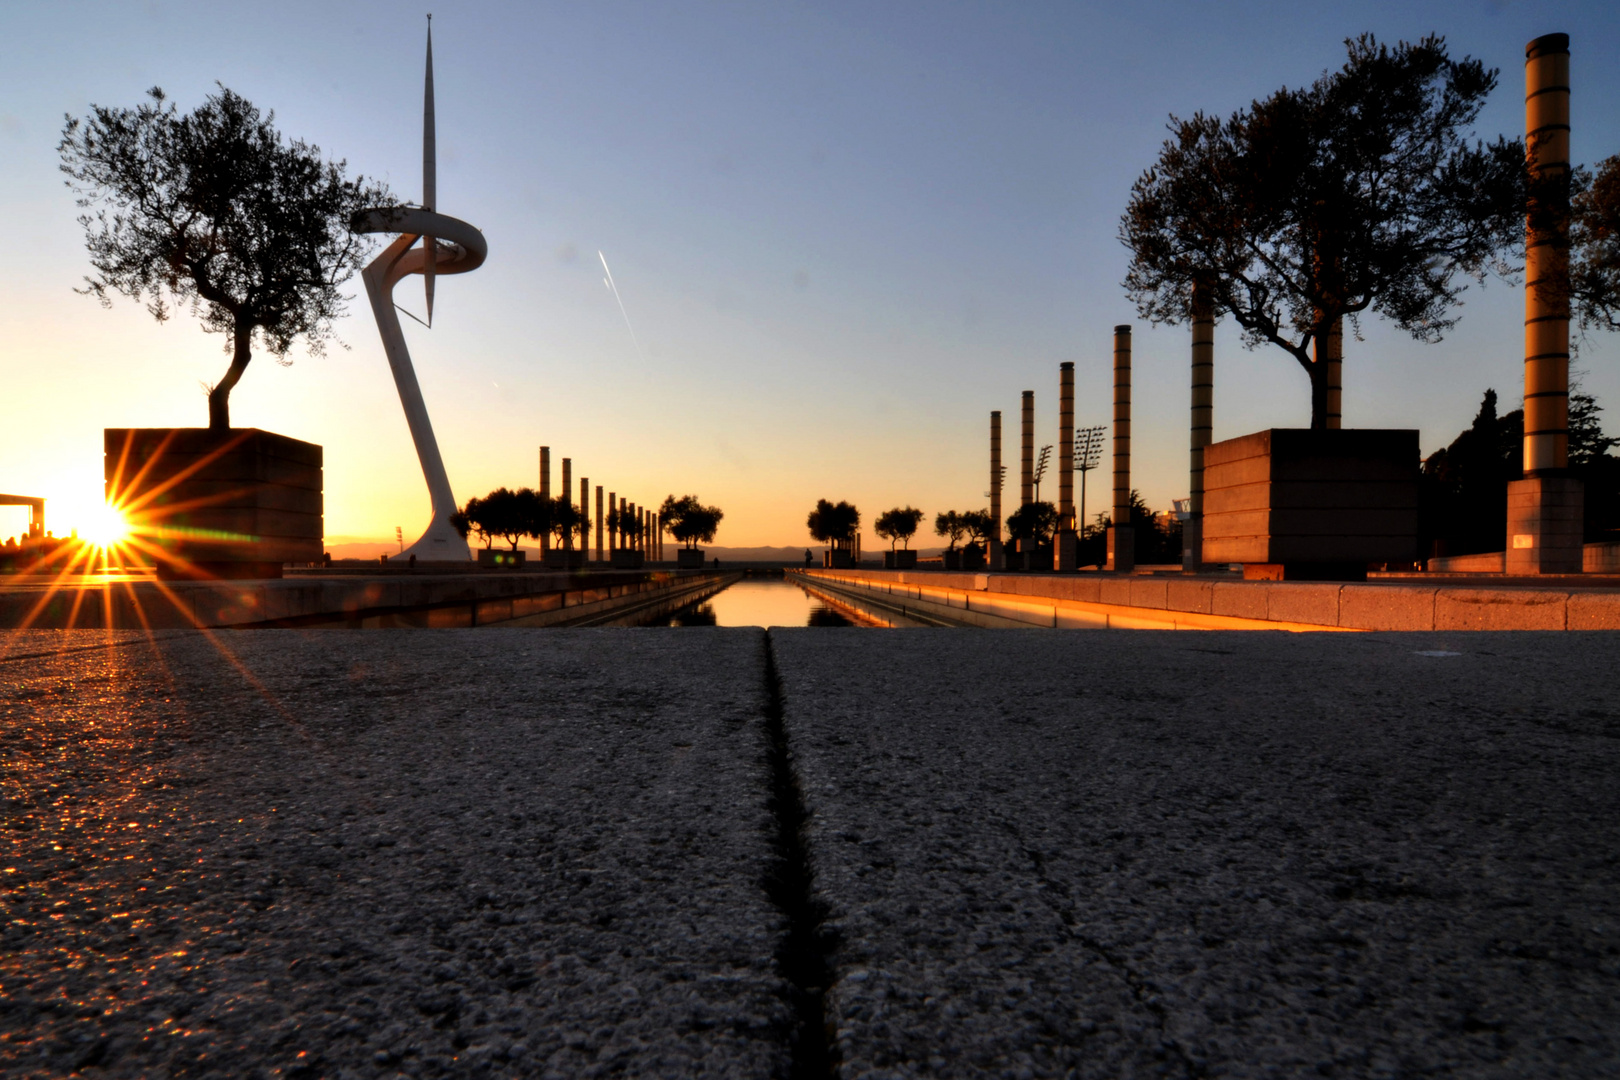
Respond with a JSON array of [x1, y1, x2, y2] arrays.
[[4, 0, 1619, 550]]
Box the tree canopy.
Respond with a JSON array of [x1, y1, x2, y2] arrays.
[[1120, 35, 1523, 428], [959, 509, 996, 548], [1006, 501, 1059, 543], [1573, 155, 1620, 335], [59, 86, 390, 430], [874, 506, 924, 551], [452, 487, 549, 551], [658, 494, 724, 549], [611, 506, 644, 542], [551, 498, 587, 550], [934, 510, 967, 550], [807, 499, 860, 550]]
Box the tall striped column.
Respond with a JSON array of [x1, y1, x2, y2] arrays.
[[595, 486, 604, 563], [1107, 325, 1134, 572], [1187, 281, 1214, 570], [1524, 32, 1571, 475], [1020, 391, 1035, 508], [561, 458, 572, 550], [1056, 362, 1077, 571], [1323, 317, 1343, 430], [580, 477, 589, 557], [989, 410, 1004, 569], [1508, 32, 1583, 573], [539, 446, 551, 554]]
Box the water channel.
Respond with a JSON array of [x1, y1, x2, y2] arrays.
[[649, 577, 872, 627]]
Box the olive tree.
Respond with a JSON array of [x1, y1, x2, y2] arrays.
[[1573, 155, 1620, 335], [60, 86, 390, 430], [658, 494, 725, 549], [875, 506, 924, 551], [1121, 35, 1523, 428], [807, 499, 860, 551]]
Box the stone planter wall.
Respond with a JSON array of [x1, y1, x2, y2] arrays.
[[477, 549, 526, 569], [676, 548, 705, 569], [105, 428, 322, 579], [613, 549, 647, 570], [1203, 429, 1418, 577], [884, 550, 918, 570], [544, 549, 586, 570]]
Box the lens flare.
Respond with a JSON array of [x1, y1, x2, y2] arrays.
[[81, 503, 129, 549]]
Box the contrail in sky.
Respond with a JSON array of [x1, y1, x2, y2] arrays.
[[598, 250, 646, 364]]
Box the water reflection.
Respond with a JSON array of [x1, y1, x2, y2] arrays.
[[652, 579, 859, 628]]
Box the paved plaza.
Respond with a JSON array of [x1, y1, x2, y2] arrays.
[[3, 629, 1618, 1078]]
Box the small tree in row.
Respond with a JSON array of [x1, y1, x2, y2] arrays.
[[610, 506, 643, 546], [875, 506, 924, 551], [934, 511, 967, 551], [807, 499, 860, 551], [451, 488, 588, 552], [1005, 502, 1060, 547], [658, 494, 724, 549]]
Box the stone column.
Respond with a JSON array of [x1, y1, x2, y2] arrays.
[[561, 459, 572, 550], [538, 446, 551, 554], [580, 477, 589, 559], [1186, 280, 1214, 570], [1056, 363, 1077, 571], [989, 410, 1004, 570], [608, 491, 617, 552], [1323, 317, 1343, 430], [1020, 391, 1035, 507], [1508, 31, 1583, 574], [1107, 325, 1134, 572], [595, 486, 604, 563]]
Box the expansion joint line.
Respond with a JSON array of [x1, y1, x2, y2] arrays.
[[760, 631, 838, 1079]]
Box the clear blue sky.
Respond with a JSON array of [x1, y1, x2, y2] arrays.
[[3, 0, 1618, 547]]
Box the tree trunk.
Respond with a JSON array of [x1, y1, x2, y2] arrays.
[[208, 325, 253, 431], [1309, 358, 1328, 430]]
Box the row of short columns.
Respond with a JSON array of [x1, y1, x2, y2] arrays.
[[538, 447, 664, 563]]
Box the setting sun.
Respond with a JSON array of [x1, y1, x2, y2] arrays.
[[80, 502, 129, 549]]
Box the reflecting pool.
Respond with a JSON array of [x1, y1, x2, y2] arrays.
[[652, 579, 862, 627]]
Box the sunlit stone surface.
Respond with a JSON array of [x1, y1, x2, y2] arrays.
[[1, 630, 788, 1077], [772, 630, 1620, 1076], [4, 628, 1619, 1077]]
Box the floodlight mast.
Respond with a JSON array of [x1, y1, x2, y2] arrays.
[[1074, 424, 1105, 538]]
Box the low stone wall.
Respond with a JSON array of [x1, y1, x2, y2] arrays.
[[0, 569, 721, 630], [799, 568, 1620, 631], [1428, 540, 1620, 575]]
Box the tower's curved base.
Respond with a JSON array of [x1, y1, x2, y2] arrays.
[[393, 516, 471, 562]]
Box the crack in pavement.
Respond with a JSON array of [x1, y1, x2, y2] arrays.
[[760, 630, 839, 1080]]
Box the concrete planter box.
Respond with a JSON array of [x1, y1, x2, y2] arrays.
[[543, 549, 585, 570], [105, 428, 321, 579], [1203, 428, 1418, 579], [676, 548, 705, 569], [941, 550, 963, 570], [477, 548, 526, 569], [825, 549, 854, 569], [884, 550, 918, 570], [613, 549, 647, 569], [961, 545, 986, 570]]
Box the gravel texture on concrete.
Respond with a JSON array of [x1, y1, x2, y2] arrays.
[[2, 629, 789, 1079], [769, 629, 1620, 1078]]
